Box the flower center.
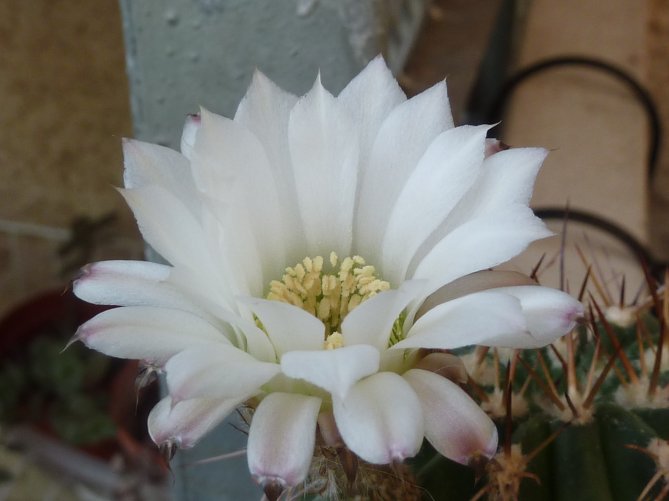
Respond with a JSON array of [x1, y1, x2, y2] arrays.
[[267, 252, 390, 340]]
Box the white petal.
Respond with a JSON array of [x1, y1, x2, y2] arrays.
[[492, 286, 584, 345], [354, 81, 454, 262], [237, 320, 279, 364], [192, 110, 268, 201], [412, 205, 552, 295], [234, 71, 304, 261], [121, 188, 243, 306], [338, 56, 406, 165], [74, 261, 277, 358], [180, 113, 200, 160], [333, 372, 423, 464], [394, 290, 535, 350], [199, 197, 263, 297], [76, 306, 229, 365], [148, 396, 243, 449], [74, 260, 169, 302], [240, 297, 324, 355], [122, 139, 200, 214], [453, 147, 548, 221], [73, 260, 215, 321], [165, 344, 280, 402], [379, 347, 415, 373], [415, 270, 537, 320], [407, 148, 548, 283], [193, 110, 286, 287], [381, 125, 489, 283], [280, 345, 380, 400], [120, 186, 213, 271], [247, 392, 321, 488], [288, 77, 359, 256], [404, 369, 498, 464], [342, 280, 426, 350]]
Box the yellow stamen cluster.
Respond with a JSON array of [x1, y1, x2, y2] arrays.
[[267, 252, 390, 338], [324, 332, 345, 350]]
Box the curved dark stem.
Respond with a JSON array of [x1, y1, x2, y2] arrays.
[[484, 56, 662, 183]]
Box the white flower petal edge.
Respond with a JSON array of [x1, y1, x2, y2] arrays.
[[394, 290, 531, 350], [241, 297, 325, 355], [492, 285, 584, 346], [122, 138, 200, 213], [404, 369, 498, 465], [333, 372, 423, 464], [280, 344, 380, 400], [73, 260, 215, 322], [415, 270, 538, 319], [148, 395, 246, 449], [75, 306, 230, 365], [381, 124, 490, 284], [397, 286, 582, 350], [247, 392, 321, 489], [413, 204, 553, 296], [165, 344, 280, 402]]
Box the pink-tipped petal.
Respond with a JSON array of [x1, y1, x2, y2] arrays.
[[404, 369, 498, 464], [394, 290, 533, 350], [180, 113, 201, 159], [247, 392, 321, 488], [333, 372, 423, 464], [76, 306, 228, 365], [483, 138, 509, 158], [280, 344, 380, 400], [492, 285, 584, 345], [165, 344, 280, 402], [148, 395, 243, 449], [73, 260, 215, 322], [415, 270, 537, 320]]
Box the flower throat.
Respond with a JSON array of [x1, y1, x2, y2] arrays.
[[266, 252, 390, 338]]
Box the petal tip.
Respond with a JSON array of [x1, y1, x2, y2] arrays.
[[256, 478, 286, 501]]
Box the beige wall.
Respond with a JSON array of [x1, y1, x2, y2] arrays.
[[648, 0, 669, 261], [0, 0, 140, 314]]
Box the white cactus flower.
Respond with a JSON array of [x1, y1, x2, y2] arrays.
[[73, 57, 583, 495]]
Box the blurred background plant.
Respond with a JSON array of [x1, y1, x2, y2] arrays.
[[0, 213, 164, 498]]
